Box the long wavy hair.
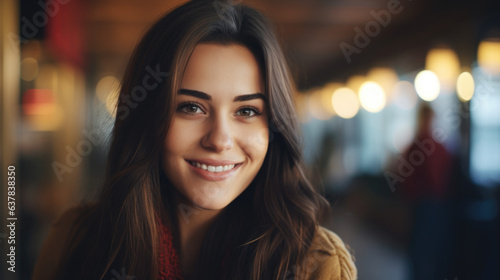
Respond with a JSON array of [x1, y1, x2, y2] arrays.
[[57, 1, 329, 279]]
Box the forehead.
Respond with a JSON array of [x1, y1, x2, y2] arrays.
[[180, 43, 264, 98]]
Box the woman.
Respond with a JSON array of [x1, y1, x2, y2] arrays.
[[32, 0, 357, 279]]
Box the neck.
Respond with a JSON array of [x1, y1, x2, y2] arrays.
[[174, 194, 221, 279]]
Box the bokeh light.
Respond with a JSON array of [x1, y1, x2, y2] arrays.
[[22, 89, 63, 131], [358, 81, 386, 113], [96, 76, 120, 117], [425, 47, 460, 91], [456, 71, 475, 101], [308, 88, 333, 120], [321, 83, 342, 115], [367, 68, 398, 100], [414, 70, 440, 101], [332, 87, 359, 119], [391, 123, 415, 153], [392, 81, 418, 110], [477, 39, 500, 75]]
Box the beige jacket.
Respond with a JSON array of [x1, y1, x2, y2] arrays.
[[32, 207, 357, 280], [299, 226, 357, 279]]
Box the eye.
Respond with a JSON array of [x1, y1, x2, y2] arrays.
[[177, 102, 204, 114], [236, 107, 261, 118]]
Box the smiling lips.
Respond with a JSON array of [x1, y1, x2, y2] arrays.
[[189, 161, 236, 172], [186, 159, 243, 181]]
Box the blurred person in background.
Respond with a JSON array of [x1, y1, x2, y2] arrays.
[[400, 102, 454, 280]]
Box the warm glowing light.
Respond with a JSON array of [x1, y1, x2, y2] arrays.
[[358, 81, 386, 113], [21, 58, 39, 81], [22, 89, 62, 131], [332, 87, 359, 119], [321, 83, 341, 115], [425, 47, 460, 91], [456, 72, 475, 101], [308, 88, 333, 120], [96, 76, 120, 116], [22, 89, 54, 114], [414, 70, 440, 101], [367, 68, 398, 100], [392, 81, 418, 110], [477, 39, 500, 74]]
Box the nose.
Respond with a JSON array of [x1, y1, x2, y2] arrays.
[[200, 114, 234, 152]]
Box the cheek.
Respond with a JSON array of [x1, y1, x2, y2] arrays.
[[238, 123, 269, 160], [164, 119, 197, 156], [164, 132, 181, 156]]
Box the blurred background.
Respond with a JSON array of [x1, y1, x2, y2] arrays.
[[1, 0, 499, 279]]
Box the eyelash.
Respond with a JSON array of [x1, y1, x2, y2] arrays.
[[177, 101, 262, 119]]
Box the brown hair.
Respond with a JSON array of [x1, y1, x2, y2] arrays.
[[57, 1, 328, 279]]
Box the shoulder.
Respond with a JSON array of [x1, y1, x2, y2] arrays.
[[32, 203, 95, 280], [299, 226, 357, 280]]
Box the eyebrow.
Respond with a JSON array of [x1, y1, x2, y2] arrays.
[[178, 89, 266, 102]]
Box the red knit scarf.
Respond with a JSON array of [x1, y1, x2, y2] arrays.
[[157, 222, 231, 279], [158, 223, 184, 280]]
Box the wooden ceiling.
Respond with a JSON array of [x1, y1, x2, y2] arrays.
[[84, 0, 488, 89]]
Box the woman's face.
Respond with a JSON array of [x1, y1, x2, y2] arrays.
[[163, 43, 269, 210]]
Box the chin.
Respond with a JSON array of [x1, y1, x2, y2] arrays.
[[195, 203, 229, 211], [190, 196, 234, 211], [175, 186, 230, 209]]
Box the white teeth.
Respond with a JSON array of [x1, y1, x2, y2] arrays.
[[190, 161, 236, 173]]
